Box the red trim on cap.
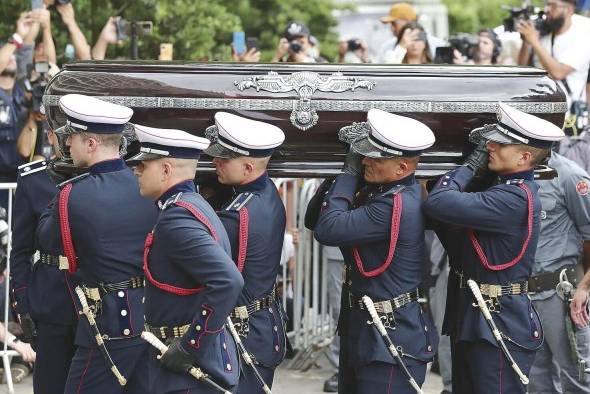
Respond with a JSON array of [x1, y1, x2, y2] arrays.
[[236, 208, 249, 273], [469, 184, 533, 271], [352, 193, 402, 278], [58, 184, 78, 274], [143, 200, 219, 295]]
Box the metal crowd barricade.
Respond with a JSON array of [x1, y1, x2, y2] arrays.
[[273, 178, 336, 371], [0, 183, 20, 394]]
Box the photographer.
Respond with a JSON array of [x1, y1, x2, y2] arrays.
[[385, 22, 433, 64], [518, 0, 590, 110], [0, 12, 40, 209], [337, 39, 369, 63], [453, 29, 502, 65], [272, 22, 319, 63]]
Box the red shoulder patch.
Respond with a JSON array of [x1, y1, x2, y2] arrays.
[[576, 180, 589, 196]]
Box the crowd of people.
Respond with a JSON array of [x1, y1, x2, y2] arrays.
[[1, 0, 590, 393]]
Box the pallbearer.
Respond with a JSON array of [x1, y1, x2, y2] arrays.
[[36, 94, 158, 393], [312, 109, 438, 393], [204, 112, 287, 393], [130, 124, 243, 393], [423, 102, 565, 393]]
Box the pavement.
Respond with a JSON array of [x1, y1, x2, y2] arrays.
[[3, 356, 444, 394]]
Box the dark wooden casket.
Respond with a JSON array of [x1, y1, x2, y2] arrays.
[[43, 61, 567, 178]]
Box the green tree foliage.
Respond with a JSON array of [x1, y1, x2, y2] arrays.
[[442, 0, 545, 34], [0, 0, 338, 62]]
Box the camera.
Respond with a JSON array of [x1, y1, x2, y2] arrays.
[[115, 18, 153, 41], [347, 39, 361, 51], [289, 41, 303, 54], [503, 4, 548, 35], [449, 33, 478, 60], [22, 61, 50, 114]]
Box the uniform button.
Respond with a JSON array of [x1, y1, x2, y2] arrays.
[[427, 345, 432, 352], [273, 326, 278, 332], [424, 325, 428, 332], [275, 345, 280, 351], [118, 291, 125, 298], [190, 339, 196, 345], [322, 202, 327, 206], [120, 309, 128, 317], [533, 331, 539, 338], [142, 297, 145, 304], [348, 280, 352, 286], [269, 307, 273, 313], [223, 343, 227, 350], [445, 176, 450, 179], [324, 191, 329, 195], [202, 310, 207, 316], [196, 325, 202, 331], [123, 329, 130, 335], [530, 313, 534, 318], [226, 363, 232, 371], [442, 182, 448, 186]]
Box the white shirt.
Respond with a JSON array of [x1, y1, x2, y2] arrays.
[[534, 15, 590, 106]]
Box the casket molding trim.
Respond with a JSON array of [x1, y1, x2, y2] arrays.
[[43, 95, 567, 117]]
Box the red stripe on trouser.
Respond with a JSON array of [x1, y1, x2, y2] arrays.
[[76, 348, 94, 394]]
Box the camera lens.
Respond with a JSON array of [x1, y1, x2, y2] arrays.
[[289, 41, 302, 54]]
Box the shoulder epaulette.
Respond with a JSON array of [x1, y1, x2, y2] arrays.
[[225, 192, 255, 211], [505, 179, 525, 185], [381, 184, 406, 198], [159, 192, 183, 210], [57, 173, 90, 189], [18, 160, 47, 177]]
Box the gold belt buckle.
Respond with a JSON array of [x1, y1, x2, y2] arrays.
[[58, 256, 70, 270], [235, 305, 249, 320], [84, 287, 101, 302]]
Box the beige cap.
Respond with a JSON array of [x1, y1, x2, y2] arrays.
[[380, 3, 417, 23]]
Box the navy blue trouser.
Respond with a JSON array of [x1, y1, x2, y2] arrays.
[[451, 339, 536, 394], [64, 343, 149, 394], [33, 321, 76, 394], [237, 364, 275, 393]]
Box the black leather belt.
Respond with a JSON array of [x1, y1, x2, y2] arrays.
[[38, 253, 69, 270], [528, 265, 583, 293], [83, 276, 145, 302], [350, 289, 420, 312], [454, 270, 528, 297], [230, 288, 276, 320], [145, 323, 190, 340]]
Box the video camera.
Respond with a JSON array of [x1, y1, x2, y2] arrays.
[[503, 4, 548, 35], [449, 33, 479, 60], [115, 19, 153, 42], [23, 61, 51, 114]]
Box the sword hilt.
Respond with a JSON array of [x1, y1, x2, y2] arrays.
[[141, 331, 168, 353]]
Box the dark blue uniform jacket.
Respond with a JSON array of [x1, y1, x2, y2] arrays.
[[10, 160, 76, 324], [37, 159, 158, 348], [144, 180, 244, 391], [314, 173, 437, 368], [218, 173, 287, 368], [423, 165, 543, 351]]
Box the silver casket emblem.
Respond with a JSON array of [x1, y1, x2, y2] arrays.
[[235, 71, 376, 131]]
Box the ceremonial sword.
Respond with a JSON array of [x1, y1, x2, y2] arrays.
[[226, 316, 272, 394], [467, 279, 529, 385], [74, 286, 127, 386], [362, 295, 423, 394], [141, 331, 231, 394]]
